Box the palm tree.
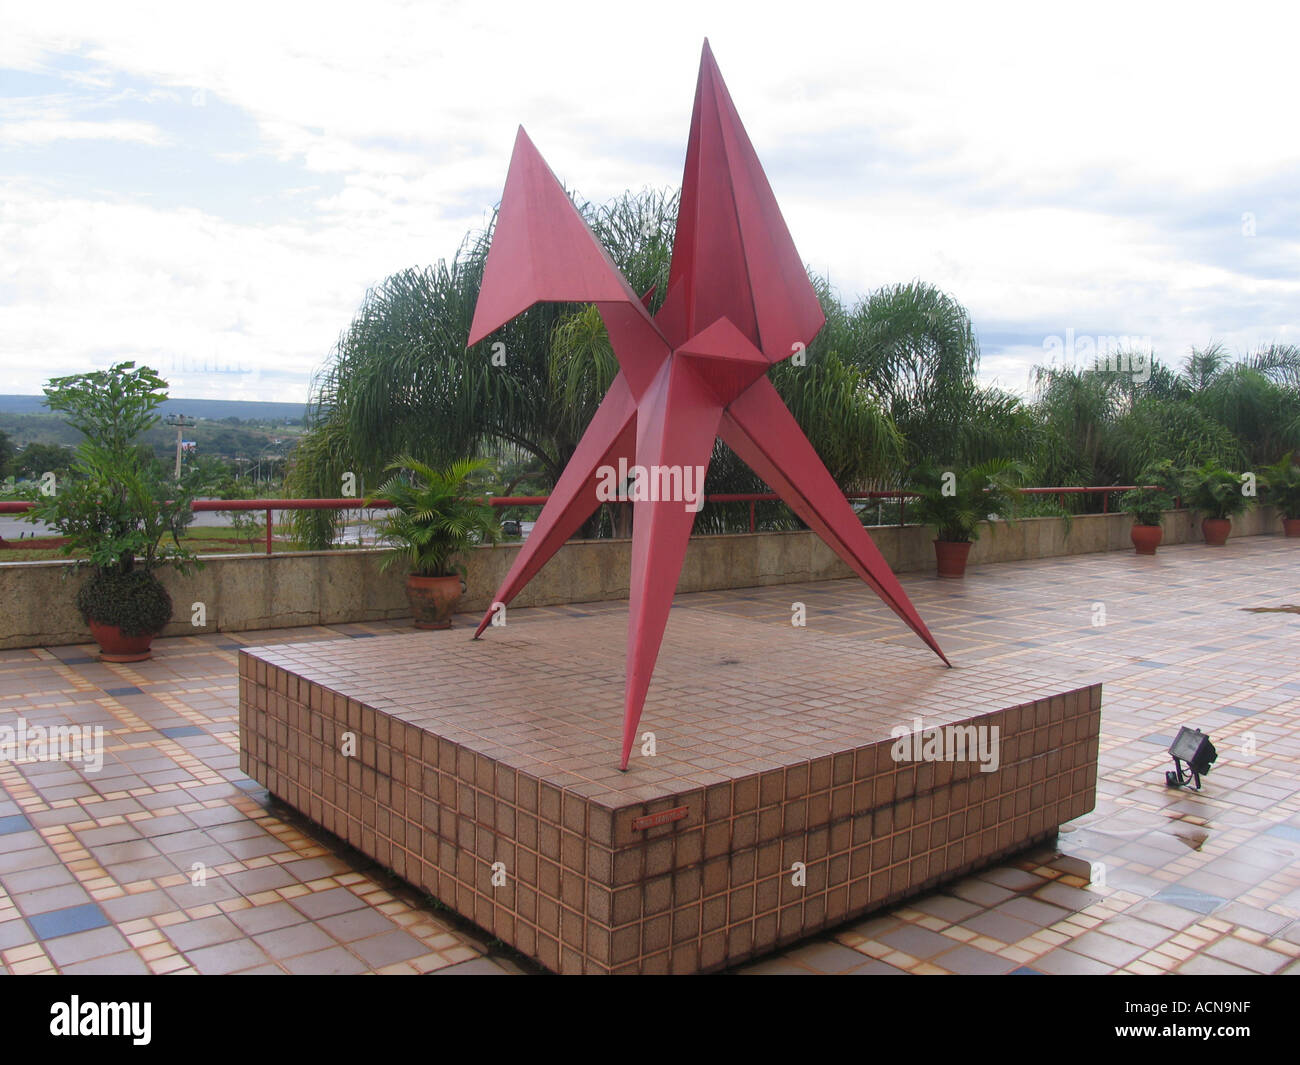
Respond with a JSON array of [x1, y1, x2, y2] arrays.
[[1181, 342, 1233, 393], [1108, 397, 1245, 476], [840, 281, 980, 465], [287, 191, 1009, 546], [1026, 341, 1300, 492], [288, 190, 678, 546], [1194, 366, 1300, 468], [1159, 343, 1300, 468]]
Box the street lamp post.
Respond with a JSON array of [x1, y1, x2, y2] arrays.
[[164, 414, 196, 480], [253, 443, 283, 486]]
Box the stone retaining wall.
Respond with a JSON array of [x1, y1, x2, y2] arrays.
[[0, 506, 1282, 649]]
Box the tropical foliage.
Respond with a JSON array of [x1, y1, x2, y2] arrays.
[[1118, 460, 1179, 526], [368, 457, 499, 577], [284, 186, 1300, 546], [1261, 456, 1300, 520], [24, 363, 199, 577], [907, 460, 1030, 543], [1179, 461, 1253, 520], [1031, 343, 1300, 495]]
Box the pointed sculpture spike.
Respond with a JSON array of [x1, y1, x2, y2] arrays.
[[657, 41, 825, 362], [721, 378, 949, 665], [473, 372, 638, 638], [620, 356, 727, 769]]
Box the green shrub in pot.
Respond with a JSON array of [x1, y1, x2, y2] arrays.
[[24, 362, 199, 658]]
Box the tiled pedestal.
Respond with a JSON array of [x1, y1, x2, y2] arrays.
[[238, 611, 1100, 973]]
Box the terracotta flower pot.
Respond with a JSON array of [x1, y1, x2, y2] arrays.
[[88, 620, 156, 663], [405, 574, 464, 629], [1283, 518, 1300, 538], [934, 540, 973, 578], [1202, 517, 1231, 546], [1130, 524, 1163, 555]]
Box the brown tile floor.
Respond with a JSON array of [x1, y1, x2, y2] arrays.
[[2, 535, 1299, 975]]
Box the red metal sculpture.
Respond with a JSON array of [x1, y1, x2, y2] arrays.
[[469, 40, 949, 769]]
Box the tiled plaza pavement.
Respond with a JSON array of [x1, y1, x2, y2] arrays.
[[2, 535, 1299, 975]]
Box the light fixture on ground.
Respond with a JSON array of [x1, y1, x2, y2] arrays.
[[1165, 726, 1217, 790]]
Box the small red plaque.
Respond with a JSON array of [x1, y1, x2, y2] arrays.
[[631, 806, 689, 831]]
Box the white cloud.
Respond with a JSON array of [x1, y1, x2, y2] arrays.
[[0, 185, 473, 399], [1, 0, 1299, 402], [0, 117, 168, 146]]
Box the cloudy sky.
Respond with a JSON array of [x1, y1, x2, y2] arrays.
[[2, 1, 1297, 403]]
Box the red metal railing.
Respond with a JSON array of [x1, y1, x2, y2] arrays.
[[0, 485, 1162, 555]]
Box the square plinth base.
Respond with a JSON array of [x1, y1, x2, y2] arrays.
[[238, 610, 1100, 974]]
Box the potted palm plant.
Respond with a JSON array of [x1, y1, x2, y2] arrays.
[[1180, 460, 1251, 546], [1118, 460, 1178, 555], [908, 460, 1028, 578], [370, 456, 499, 629], [24, 363, 199, 661], [1261, 456, 1300, 537]]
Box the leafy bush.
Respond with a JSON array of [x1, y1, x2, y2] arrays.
[[31, 464, 198, 573], [1261, 455, 1300, 519], [1119, 460, 1179, 525], [908, 459, 1030, 543], [23, 362, 199, 578], [369, 456, 498, 577], [75, 569, 173, 636], [1180, 460, 1252, 519]]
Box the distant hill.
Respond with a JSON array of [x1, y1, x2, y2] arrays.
[[0, 395, 307, 422]]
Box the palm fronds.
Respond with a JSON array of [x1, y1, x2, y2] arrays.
[[368, 456, 498, 577]]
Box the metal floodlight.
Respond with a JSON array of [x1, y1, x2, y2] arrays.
[[1165, 726, 1217, 790]]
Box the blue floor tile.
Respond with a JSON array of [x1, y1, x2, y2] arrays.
[[1153, 886, 1225, 915], [158, 725, 206, 739], [104, 686, 142, 697], [28, 902, 109, 939], [0, 813, 33, 836]]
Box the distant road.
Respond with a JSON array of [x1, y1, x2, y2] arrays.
[[1, 508, 260, 541], [1, 513, 534, 546]]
